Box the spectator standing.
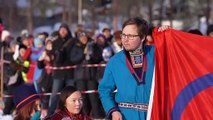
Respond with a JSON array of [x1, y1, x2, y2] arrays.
[[37, 37, 55, 116], [96, 46, 114, 82], [111, 30, 122, 53], [2, 40, 18, 115], [27, 37, 45, 90], [10, 44, 30, 85], [102, 27, 113, 45], [48, 23, 76, 116], [70, 32, 105, 119]]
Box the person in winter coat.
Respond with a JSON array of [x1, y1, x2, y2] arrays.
[[10, 44, 30, 85], [27, 37, 45, 91], [2, 40, 18, 115], [111, 30, 123, 53], [70, 32, 105, 119], [48, 23, 76, 116], [37, 37, 55, 116]]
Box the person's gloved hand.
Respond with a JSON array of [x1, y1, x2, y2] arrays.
[[158, 25, 171, 32], [10, 61, 19, 70]]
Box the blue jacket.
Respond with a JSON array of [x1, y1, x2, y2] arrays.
[[98, 45, 155, 120]]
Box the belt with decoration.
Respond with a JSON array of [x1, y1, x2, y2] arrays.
[[118, 102, 148, 111]]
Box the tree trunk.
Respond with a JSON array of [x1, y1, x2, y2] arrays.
[[27, 0, 33, 33], [78, 0, 82, 24], [91, 3, 96, 33], [206, 0, 211, 25], [8, 5, 14, 32], [159, 0, 164, 26], [148, 0, 153, 24], [68, 0, 72, 26], [62, 0, 67, 23], [169, 0, 173, 27], [112, 0, 119, 31]]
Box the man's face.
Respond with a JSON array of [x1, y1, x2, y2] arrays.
[[121, 24, 143, 51]]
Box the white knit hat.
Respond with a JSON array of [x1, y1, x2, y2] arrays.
[[1, 30, 10, 41]]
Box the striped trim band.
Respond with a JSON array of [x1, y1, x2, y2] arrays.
[[118, 102, 148, 111], [16, 94, 40, 111]]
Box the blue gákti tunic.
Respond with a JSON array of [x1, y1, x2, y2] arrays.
[[98, 45, 154, 120]]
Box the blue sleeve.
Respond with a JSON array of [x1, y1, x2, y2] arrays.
[[98, 62, 118, 115]]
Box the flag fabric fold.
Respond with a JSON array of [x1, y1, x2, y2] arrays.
[[149, 29, 213, 120]]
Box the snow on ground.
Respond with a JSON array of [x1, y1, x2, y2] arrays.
[[0, 110, 13, 120]]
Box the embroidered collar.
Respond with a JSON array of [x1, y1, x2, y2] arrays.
[[129, 47, 144, 68], [124, 50, 147, 85]]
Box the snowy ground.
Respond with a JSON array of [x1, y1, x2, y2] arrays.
[[0, 110, 13, 120]]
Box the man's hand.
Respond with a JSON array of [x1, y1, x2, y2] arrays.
[[112, 111, 122, 120], [158, 25, 171, 32]]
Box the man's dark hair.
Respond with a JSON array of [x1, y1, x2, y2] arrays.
[[122, 17, 148, 39]]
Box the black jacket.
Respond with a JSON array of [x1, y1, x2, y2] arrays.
[[70, 40, 103, 81], [51, 24, 76, 80]]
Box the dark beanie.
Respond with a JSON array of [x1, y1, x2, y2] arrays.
[[18, 44, 27, 50], [13, 84, 40, 111]]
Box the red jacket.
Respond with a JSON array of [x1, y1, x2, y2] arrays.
[[45, 110, 91, 120]]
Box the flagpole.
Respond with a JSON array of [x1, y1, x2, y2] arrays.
[[1, 46, 4, 99], [147, 67, 155, 120]]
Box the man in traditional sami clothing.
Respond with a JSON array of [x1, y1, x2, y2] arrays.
[[98, 17, 169, 120]]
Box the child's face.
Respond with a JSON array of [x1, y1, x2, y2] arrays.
[[19, 48, 26, 58], [22, 39, 30, 47], [103, 30, 111, 38], [46, 41, 52, 50], [35, 43, 43, 48]]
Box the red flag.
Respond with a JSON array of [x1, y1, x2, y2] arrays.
[[149, 29, 213, 120]]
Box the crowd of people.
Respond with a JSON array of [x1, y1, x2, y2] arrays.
[[0, 17, 123, 119], [1, 16, 213, 120]]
